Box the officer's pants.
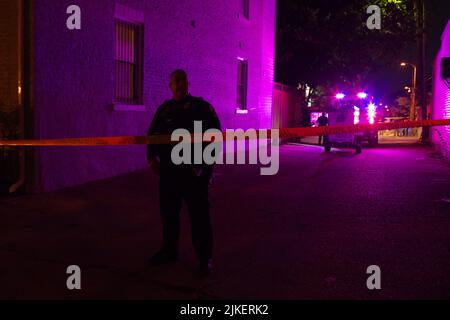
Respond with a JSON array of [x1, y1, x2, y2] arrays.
[[159, 171, 212, 263]]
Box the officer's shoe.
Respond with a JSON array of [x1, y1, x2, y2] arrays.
[[147, 250, 177, 266], [197, 259, 213, 278]]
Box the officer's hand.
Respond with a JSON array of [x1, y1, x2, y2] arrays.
[[148, 158, 160, 175]]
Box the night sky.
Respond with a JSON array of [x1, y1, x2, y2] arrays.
[[372, 0, 450, 102], [276, 0, 450, 103]]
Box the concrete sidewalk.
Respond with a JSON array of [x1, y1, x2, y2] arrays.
[[1, 144, 450, 299], [300, 135, 420, 146]]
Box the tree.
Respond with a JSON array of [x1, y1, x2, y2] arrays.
[[276, 0, 416, 92]]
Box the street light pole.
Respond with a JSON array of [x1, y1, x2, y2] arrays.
[[416, 0, 428, 142], [401, 62, 417, 121], [411, 64, 417, 121]]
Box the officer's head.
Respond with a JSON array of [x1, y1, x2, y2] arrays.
[[169, 69, 189, 101]]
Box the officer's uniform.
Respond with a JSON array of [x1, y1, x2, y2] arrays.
[[147, 94, 221, 264], [317, 115, 329, 145]]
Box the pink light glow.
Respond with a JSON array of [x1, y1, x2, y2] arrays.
[[336, 93, 345, 100], [367, 103, 376, 125], [431, 20, 450, 155]]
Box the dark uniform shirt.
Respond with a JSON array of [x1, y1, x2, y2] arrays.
[[317, 115, 329, 127], [147, 95, 221, 177]]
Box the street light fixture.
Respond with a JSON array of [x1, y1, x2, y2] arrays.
[[400, 62, 417, 120], [357, 92, 368, 99]]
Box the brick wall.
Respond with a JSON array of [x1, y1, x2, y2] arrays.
[[31, 0, 276, 191], [431, 20, 450, 161]]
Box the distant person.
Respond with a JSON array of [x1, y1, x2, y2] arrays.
[[317, 112, 329, 145], [146, 69, 221, 277]]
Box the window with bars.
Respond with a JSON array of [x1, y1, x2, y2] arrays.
[[115, 20, 143, 105], [236, 59, 248, 110], [240, 0, 250, 20]]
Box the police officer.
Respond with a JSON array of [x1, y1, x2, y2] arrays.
[[317, 112, 329, 145], [147, 69, 221, 277]]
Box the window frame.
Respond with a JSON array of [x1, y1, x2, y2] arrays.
[[236, 58, 249, 111], [114, 19, 144, 108], [240, 0, 250, 20]]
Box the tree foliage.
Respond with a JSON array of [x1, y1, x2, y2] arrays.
[[276, 0, 417, 90]]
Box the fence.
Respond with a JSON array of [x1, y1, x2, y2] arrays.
[[273, 83, 301, 142]]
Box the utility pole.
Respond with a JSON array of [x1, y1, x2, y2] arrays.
[[411, 65, 417, 121], [416, 0, 428, 142], [401, 62, 417, 121]]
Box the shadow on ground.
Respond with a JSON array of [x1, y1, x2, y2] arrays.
[[1, 144, 450, 299]]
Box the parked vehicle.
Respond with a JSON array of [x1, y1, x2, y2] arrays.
[[324, 94, 378, 154]]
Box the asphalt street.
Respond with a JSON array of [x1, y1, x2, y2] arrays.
[[0, 143, 449, 299]]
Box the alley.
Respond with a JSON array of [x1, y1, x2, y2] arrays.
[[1, 144, 449, 299]]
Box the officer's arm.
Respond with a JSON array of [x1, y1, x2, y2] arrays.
[[207, 104, 222, 131], [202, 104, 222, 179], [147, 107, 162, 162]]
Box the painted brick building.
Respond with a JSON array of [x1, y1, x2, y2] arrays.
[[2, 0, 276, 192], [431, 20, 450, 160]]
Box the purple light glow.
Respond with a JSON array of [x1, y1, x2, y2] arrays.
[[336, 93, 345, 100]]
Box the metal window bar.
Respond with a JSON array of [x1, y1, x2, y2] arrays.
[[241, 0, 250, 19], [236, 60, 248, 110], [115, 20, 143, 105]]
